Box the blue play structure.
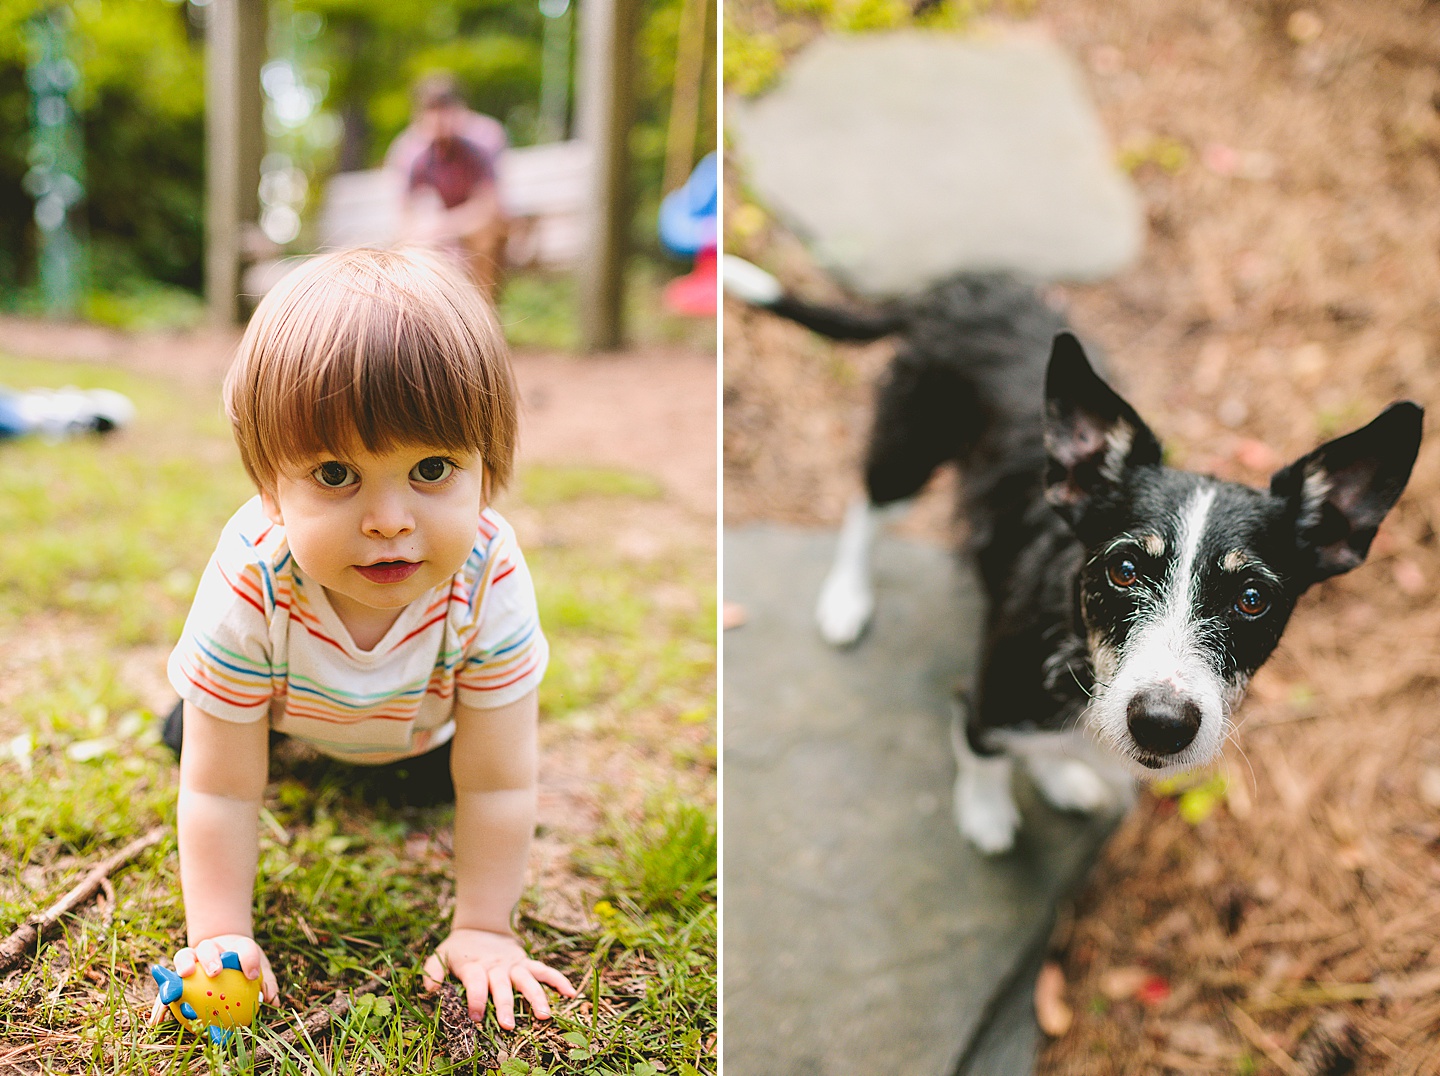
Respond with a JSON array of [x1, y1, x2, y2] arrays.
[[659, 152, 717, 257]]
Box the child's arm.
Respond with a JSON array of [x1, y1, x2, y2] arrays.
[[422, 689, 576, 1028], [170, 702, 278, 1003]]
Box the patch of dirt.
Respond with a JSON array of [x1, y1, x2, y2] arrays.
[[516, 348, 718, 518], [725, 1, 1440, 1071]]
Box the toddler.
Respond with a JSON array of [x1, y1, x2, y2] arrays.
[[154, 248, 575, 1029]]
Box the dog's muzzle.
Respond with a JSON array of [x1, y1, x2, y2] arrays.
[[1126, 684, 1201, 758]]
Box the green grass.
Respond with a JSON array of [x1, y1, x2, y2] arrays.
[[0, 354, 716, 1073], [518, 465, 665, 508], [496, 262, 714, 353]]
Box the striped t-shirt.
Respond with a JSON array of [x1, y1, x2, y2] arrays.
[[167, 497, 548, 763]]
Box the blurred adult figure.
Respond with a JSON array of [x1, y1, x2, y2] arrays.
[[391, 73, 508, 299]]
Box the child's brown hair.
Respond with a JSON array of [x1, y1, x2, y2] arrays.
[[224, 247, 517, 495]]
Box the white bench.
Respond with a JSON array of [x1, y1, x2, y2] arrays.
[[245, 140, 593, 297]]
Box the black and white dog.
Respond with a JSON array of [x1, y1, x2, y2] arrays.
[[725, 256, 1423, 853]]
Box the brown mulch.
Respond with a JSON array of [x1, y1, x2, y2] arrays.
[[724, 1, 1440, 1072]]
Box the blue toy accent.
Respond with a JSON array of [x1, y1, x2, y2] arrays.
[[153, 964, 184, 1005], [149, 949, 261, 1042], [658, 152, 717, 257]]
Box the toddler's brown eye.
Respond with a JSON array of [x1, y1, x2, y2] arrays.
[[1107, 557, 1139, 588], [1235, 585, 1269, 618], [313, 461, 355, 488], [411, 457, 453, 483]]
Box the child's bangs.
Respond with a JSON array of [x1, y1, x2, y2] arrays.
[[235, 249, 517, 489], [266, 316, 496, 466]]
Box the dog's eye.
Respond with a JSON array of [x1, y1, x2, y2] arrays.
[[1235, 586, 1269, 618], [1107, 557, 1139, 589]]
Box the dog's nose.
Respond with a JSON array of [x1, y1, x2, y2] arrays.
[[1126, 685, 1201, 756]]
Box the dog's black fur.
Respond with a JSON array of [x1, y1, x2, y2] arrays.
[[764, 275, 1105, 751], [739, 267, 1423, 781]]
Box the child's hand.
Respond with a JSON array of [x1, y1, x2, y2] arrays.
[[147, 934, 278, 1025], [422, 928, 577, 1029]]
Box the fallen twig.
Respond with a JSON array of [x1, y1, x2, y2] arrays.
[[1228, 1003, 1306, 1076], [252, 977, 388, 1063], [0, 827, 165, 975], [1245, 982, 1382, 1013]]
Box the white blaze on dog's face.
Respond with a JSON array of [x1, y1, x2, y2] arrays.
[[1042, 332, 1424, 776], [1077, 479, 1281, 775]]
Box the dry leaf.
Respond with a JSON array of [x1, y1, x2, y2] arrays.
[[1287, 9, 1323, 43], [1233, 437, 1280, 472], [1393, 559, 1426, 596], [1098, 965, 1150, 1001], [1420, 767, 1440, 809], [1035, 961, 1073, 1037], [1168, 1020, 1230, 1058]]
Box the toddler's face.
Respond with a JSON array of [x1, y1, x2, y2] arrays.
[[261, 443, 486, 627]]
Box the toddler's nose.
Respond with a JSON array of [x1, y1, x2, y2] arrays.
[[362, 492, 415, 538]]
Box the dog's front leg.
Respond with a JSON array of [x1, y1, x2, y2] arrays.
[[949, 704, 1020, 854], [816, 497, 907, 646]]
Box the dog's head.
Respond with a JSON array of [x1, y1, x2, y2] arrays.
[[1044, 332, 1423, 776]]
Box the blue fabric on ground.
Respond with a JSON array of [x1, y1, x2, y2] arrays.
[[0, 390, 30, 439]]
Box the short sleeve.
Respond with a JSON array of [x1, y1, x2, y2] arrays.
[[455, 534, 549, 709], [167, 525, 277, 724]]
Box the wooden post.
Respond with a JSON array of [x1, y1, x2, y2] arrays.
[[206, 0, 266, 327], [662, 0, 711, 195], [577, 0, 637, 352]]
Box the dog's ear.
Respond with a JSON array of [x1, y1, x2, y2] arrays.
[[1270, 402, 1423, 582], [1044, 332, 1162, 528]]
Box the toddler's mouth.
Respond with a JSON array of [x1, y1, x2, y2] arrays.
[[355, 560, 421, 584]]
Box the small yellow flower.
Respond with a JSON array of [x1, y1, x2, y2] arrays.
[[593, 900, 616, 918]]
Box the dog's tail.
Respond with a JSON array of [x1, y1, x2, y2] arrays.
[[722, 255, 903, 341]]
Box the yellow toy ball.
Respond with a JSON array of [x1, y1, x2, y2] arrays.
[[151, 951, 261, 1044]]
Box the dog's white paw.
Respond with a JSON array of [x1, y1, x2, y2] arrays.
[[815, 571, 874, 646], [954, 773, 1021, 855], [1027, 757, 1114, 815]]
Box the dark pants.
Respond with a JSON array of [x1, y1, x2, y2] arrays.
[[162, 701, 456, 808]]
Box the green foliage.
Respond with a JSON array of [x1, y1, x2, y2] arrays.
[[1117, 134, 1191, 175], [828, 0, 910, 33], [587, 795, 717, 914], [0, 0, 205, 296], [287, 0, 548, 170], [497, 269, 580, 350], [576, 793, 717, 1073], [1, 0, 717, 328], [81, 277, 206, 331], [0, 355, 250, 644], [724, 0, 1004, 96], [636, 0, 717, 187], [519, 464, 665, 507]]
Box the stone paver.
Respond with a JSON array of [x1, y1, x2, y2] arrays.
[[727, 32, 1142, 297], [722, 525, 1117, 1076]]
